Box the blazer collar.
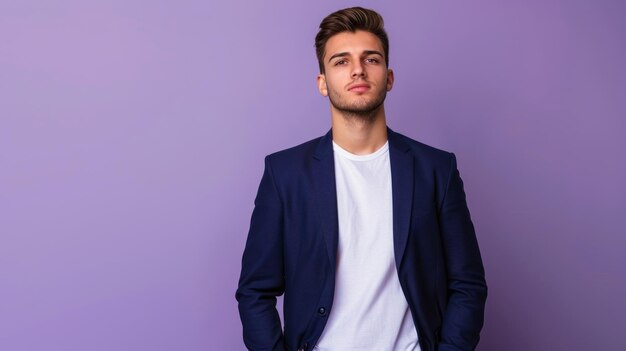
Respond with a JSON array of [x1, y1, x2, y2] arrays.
[[314, 127, 411, 157], [313, 129, 333, 160], [311, 127, 414, 270]]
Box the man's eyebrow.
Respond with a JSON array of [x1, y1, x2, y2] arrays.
[[328, 52, 350, 63], [363, 50, 384, 57], [327, 50, 384, 63]]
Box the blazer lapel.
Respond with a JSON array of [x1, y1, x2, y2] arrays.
[[312, 130, 339, 272], [388, 128, 415, 269]]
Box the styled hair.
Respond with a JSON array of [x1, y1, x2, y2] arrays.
[[315, 7, 389, 73]]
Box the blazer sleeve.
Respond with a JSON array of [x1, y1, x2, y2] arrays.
[[437, 153, 488, 351], [236, 156, 286, 351]]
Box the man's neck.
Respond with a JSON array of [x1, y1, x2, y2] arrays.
[[331, 106, 388, 155]]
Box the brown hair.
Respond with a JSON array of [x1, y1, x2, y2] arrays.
[[315, 7, 389, 73]]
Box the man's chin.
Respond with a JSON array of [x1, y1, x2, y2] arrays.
[[332, 101, 384, 119]]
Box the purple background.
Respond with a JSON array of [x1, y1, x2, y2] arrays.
[[1, 1, 625, 350]]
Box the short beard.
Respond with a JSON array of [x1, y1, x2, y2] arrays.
[[328, 88, 387, 124]]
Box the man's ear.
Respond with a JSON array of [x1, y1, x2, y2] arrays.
[[317, 74, 328, 96], [386, 69, 394, 92]]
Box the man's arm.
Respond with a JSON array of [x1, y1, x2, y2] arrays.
[[437, 153, 488, 351], [236, 156, 286, 351]]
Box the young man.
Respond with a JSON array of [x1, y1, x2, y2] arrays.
[[236, 7, 487, 351]]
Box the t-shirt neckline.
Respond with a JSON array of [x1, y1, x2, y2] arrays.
[[332, 140, 389, 161]]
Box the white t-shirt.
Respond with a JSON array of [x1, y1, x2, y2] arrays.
[[314, 141, 420, 351]]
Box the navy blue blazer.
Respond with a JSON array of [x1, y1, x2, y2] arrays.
[[236, 128, 487, 351]]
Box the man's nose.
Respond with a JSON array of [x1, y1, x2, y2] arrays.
[[351, 61, 365, 78]]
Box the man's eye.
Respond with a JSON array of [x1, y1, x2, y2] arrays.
[[334, 60, 347, 66], [365, 58, 380, 64]]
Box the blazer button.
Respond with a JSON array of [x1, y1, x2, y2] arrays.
[[318, 307, 326, 316]]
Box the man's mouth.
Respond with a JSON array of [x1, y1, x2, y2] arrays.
[[348, 83, 371, 93]]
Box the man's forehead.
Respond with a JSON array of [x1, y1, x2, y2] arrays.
[[324, 30, 384, 57]]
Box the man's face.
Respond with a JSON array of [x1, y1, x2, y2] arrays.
[[317, 30, 394, 118]]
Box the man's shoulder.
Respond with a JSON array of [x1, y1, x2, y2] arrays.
[[261, 132, 331, 176], [389, 129, 454, 162], [266, 135, 324, 163]]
